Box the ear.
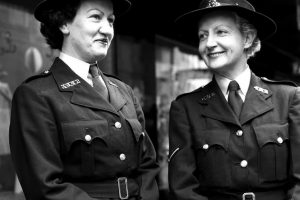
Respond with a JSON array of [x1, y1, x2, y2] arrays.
[[59, 24, 70, 35], [244, 30, 256, 49]]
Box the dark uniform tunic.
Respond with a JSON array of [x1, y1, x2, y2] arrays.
[[9, 58, 159, 200], [168, 72, 300, 200]]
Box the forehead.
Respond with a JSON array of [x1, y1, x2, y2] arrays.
[[198, 10, 237, 29]]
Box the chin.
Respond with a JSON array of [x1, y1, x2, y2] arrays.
[[94, 51, 107, 60], [208, 59, 228, 69], [206, 62, 223, 69]]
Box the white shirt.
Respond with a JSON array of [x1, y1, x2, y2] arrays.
[[215, 66, 251, 102], [59, 52, 105, 87]]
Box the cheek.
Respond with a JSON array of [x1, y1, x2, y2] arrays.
[[198, 44, 205, 55]]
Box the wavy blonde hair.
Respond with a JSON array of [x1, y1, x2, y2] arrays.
[[234, 13, 261, 59]]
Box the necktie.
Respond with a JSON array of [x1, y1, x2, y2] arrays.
[[89, 64, 109, 101], [228, 80, 243, 117]]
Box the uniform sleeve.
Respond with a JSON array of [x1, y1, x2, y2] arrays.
[[288, 87, 300, 200], [168, 100, 208, 200], [129, 86, 159, 200], [9, 84, 95, 200]]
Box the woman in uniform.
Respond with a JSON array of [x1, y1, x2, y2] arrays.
[[9, 0, 159, 199], [168, 0, 300, 199]]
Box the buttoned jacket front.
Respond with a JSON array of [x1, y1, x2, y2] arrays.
[[168, 72, 300, 200], [9, 58, 159, 200]]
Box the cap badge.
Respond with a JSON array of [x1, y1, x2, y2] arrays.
[[208, 0, 221, 7]]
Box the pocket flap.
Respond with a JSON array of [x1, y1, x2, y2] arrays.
[[61, 120, 108, 151], [195, 129, 230, 151], [253, 123, 288, 148]]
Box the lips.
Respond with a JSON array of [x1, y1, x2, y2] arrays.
[[95, 38, 109, 45], [207, 51, 226, 58]]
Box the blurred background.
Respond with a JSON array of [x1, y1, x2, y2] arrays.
[[0, 0, 299, 199]]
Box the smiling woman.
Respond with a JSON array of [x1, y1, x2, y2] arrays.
[[9, 0, 159, 200], [59, 0, 115, 62], [197, 10, 249, 78], [168, 0, 300, 200]]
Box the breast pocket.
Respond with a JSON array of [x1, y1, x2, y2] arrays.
[[253, 123, 289, 182], [194, 129, 231, 187], [61, 120, 108, 175]]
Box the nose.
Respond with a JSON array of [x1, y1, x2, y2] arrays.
[[206, 35, 217, 48], [99, 19, 114, 39]]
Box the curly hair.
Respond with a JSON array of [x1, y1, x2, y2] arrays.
[[40, 0, 81, 50], [234, 13, 261, 59]]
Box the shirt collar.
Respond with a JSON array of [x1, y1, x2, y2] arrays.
[[59, 52, 90, 83], [215, 66, 251, 97], [235, 66, 251, 96]]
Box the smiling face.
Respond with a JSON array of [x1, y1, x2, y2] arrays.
[[60, 0, 115, 63], [198, 10, 250, 78]]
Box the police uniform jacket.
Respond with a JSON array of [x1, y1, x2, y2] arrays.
[[168, 72, 300, 200], [9, 58, 159, 200]]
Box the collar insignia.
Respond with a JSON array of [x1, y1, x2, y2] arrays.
[[61, 79, 80, 89], [201, 92, 216, 101], [254, 86, 268, 94], [108, 80, 118, 88]]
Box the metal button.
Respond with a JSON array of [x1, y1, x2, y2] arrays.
[[277, 137, 283, 144], [119, 153, 126, 161], [85, 134, 92, 142], [236, 130, 243, 136], [203, 144, 209, 150], [240, 160, 248, 168], [115, 122, 122, 129]]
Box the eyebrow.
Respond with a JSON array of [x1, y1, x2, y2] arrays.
[[215, 24, 231, 29], [86, 8, 114, 17], [87, 8, 104, 13], [199, 24, 231, 31], [198, 30, 207, 34]]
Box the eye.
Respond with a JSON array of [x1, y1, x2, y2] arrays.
[[198, 33, 207, 41], [217, 29, 228, 36], [108, 16, 115, 25], [90, 14, 101, 20]]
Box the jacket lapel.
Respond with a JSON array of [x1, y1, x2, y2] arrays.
[[50, 58, 118, 114], [240, 73, 273, 124], [199, 79, 240, 126]]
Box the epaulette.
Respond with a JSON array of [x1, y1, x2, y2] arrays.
[[24, 70, 51, 83], [176, 86, 204, 100], [261, 77, 298, 87]]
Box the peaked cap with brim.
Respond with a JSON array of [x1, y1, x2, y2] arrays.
[[175, 0, 277, 40]]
